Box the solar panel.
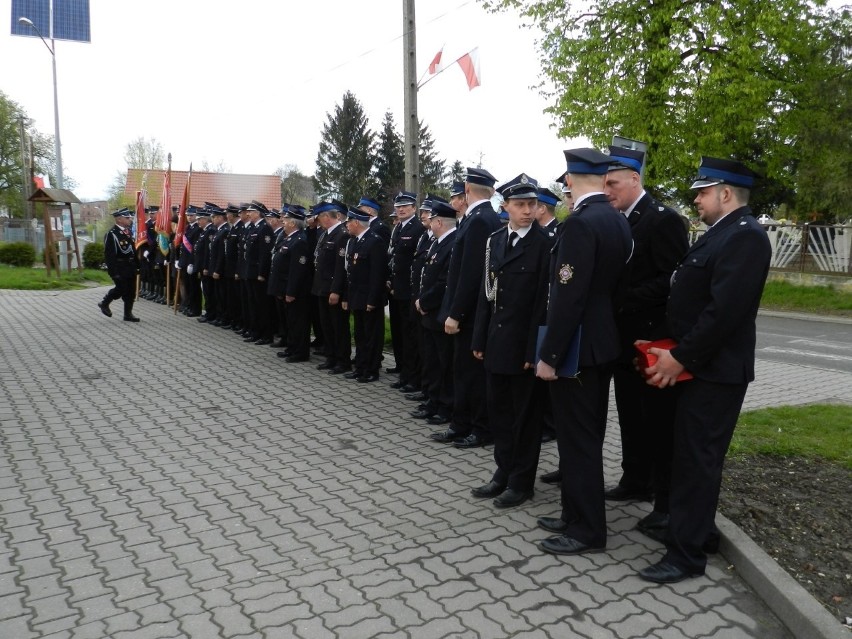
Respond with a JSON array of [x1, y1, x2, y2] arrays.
[[11, 0, 90, 43]]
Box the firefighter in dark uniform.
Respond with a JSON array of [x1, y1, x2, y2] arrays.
[[148, 207, 167, 303], [193, 207, 215, 322], [220, 204, 241, 330], [269, 206, 312, 362], [342, 207, 388, 382], [638, 157, 770, 584], [266, 208, 286, 346], [359, 195, 392, 245], [413, 201, 456, 425], [434, 167, 502, 448], [236, 204, 253, 335], [535, 148, 633, 556], [206, 203, 230, 326], [139, 206, 157, 299], [317, 201, 352, 374], [407, 197, 437, 406], [602, 147, 689, 530], [243, 201, 276, 344], [305, 208, 325, 352], [387, 191, 426, 392], [98, 208, 141, 321], [179, 207, 201, 316], [471, 174, 553, 509]]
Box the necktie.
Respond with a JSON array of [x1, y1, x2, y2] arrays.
[[506, 231, 517, 256]]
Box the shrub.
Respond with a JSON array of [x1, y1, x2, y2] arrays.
[[0, 242, 36, 267], [82, 242, 105, 269]]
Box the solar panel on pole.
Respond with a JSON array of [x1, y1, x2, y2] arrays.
[[10, 0, 90, 43]]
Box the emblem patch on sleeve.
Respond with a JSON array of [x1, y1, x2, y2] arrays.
[[299, 256, 306, 264], [558, 264, 574, 284], [338, 248, 345, 257]]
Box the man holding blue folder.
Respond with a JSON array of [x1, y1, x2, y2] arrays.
[[535, 148, 633, 555]]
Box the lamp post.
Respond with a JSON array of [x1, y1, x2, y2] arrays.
[[18, 16, 63, 190]]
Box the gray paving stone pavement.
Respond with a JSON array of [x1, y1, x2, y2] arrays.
[[1, 288, 850, 639]]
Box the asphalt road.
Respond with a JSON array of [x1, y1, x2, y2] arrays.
[[757, 313, 852, 375]]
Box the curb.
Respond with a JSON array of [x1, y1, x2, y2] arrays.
[[717, 512, 850, 638], [758, 309, 852, 325]]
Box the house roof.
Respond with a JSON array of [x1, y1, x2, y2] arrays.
[[125, 169, 280, 208]]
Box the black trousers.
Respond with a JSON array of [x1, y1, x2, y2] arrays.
[[274, 297, 289, 342], [319, 298, 351, 368], [201, 275, 216, 319], [239, 278, 252, 332], [388, 298, 404, 372], [664, 379, 748, 574], [225, 277, 240, 326], [487, 370, 544, 491], [550, 364, 614, 548], [352, 307, 384, 376], [285, 297, 310, 358], [104, 275, 135, 317], [422, 327, 454, 418], [310, 294, 325, 347], [389, 298, 420, 385], [250, 279, 274, 340], [451, 323, 489, 438]]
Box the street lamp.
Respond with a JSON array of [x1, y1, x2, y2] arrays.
[[18, 16, 64, 190]]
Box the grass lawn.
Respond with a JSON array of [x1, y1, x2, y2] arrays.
[[730, 404, 852, 470], [760, 280, 852, 317], [0, 265, 112, 290]]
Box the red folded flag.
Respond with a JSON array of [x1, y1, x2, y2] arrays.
[[635, 338, 694, 382]]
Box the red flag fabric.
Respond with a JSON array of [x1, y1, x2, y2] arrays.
[[33, 175, 45, 189], [457, 48, 481, 91], [155, 168, 172, 256], [135, 190, 147, 249], [173, 165, 193, 249], [428, 48, 443, 75]]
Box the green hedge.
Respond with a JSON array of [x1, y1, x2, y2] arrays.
[[0, 242, 36, 267], [82, 242, 105, 269]]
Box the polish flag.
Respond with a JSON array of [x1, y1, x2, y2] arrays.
[[427, 48, 443, 75], [457, 47, 481, 91]]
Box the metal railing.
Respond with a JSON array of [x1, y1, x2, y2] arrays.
[[688, 223, 852, 276]]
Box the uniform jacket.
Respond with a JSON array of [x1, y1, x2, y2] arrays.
[[225, 220, 243, 278], [411, 231, 434, 300], [244, 219, 273, 280], [541, 218, 559, 240], [388, 216, 425, 300], [615, 193, 688, 344], [209, 222, 230, 277], [369, 216, 392, 244], [315, 223, 348, 296], [345, 230, 388, 310], [193, 223, 215, 274], [268, 230, 311, 298], [472, 224, 553, 374], [104, 225, 139, 279], [667, 206, 771, 384], [440, 201, 501, 324], [540, 193, 633, 369], [418, 230, 456, 331], [178, 222, 200, 269]]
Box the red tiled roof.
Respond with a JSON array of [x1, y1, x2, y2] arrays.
[[125, 169, 280, 208]]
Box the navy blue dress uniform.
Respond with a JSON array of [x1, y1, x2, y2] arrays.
[[207, 205, 230, 326], [303, 208, 325, 350], [416, 202, 456, 423], [535, 188, 560, 446], [604, 147, 689, 511], [98, 208, 141, 321], [387, 191, 426, 390], [224, 205, 244, 330], [639, 157, 771, 583], [360, 196, 392, 245], [471, 175, 553, 507], [438, 167, 502, 446], [139, 208, 157, 299], [267, 215, 287, 345], [344, 208, 388, 382], [536, 149, 633, 555], [179, 210, 202, 315], [193, 209, 216, 322], [537, 188, 560, 240], [244, 202, 276, 344], [315, 201, 352, 373]]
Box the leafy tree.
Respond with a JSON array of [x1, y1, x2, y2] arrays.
[[0, 90, 56, 217], [276, 164, 316, 207], [313, 91, 375, 204], [107, 137, 167, 212], [373, 111, 405, 212], [419, 122, 447, 197], [482, 0, 852, 219]]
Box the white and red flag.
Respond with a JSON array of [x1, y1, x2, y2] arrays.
[[456, 47, 481, 91]]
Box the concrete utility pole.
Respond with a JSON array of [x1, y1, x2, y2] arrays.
[[403, 0, 419, 194]]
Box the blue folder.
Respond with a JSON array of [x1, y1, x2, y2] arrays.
[[535, 325, 581, 378]]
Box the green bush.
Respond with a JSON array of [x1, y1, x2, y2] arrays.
[[0, 241, 36, 267], [82, 242, 105, 269]]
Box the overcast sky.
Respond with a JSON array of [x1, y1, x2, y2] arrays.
[[2, 0, 584, 201]]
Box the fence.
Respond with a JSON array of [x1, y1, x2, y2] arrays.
[[688, 223, 852, 276]]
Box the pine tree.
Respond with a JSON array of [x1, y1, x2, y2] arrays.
[[418, 122, 447, 197], [373, 111, 405, 213], [447, 160, 465, 190], [314, 91, 375, 204]]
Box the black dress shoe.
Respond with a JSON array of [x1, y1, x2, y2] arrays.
[[197, 316, 210, 323], [385, 366, 399, 374], [123, 315, 140, 322], [329, 366, 351, 375], [604, 484, 654, 502], [270, 339, 287, 348], [358, 374, 379, 383], [404, 392, 428, 401], [635, 511, 670, 544], [399, 384, 418, 393], [389, 380, 406, 389], [494, 489, 533, 508], [254, 338, 273, 346], [638, 561, 702, 584], [539, 470, 562, 485], [430, 429, 465, 443], [410, 408, 435, 419], [471, 481, 506, 499], [211, 319, 223, 327], [425, 414, 450, 425], [539, 535, 604, 556], [219, 323, 233, 330], [97, 301, 112, 317], [343, 371, 361, 379], [284, 356, 310, 363], [316, 362, 335, 370], [537, 517, 568, 534], [454, 433, 492, 449]]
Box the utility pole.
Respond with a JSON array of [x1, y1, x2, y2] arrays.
[[403, 0, 419, 194]]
